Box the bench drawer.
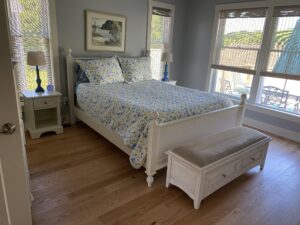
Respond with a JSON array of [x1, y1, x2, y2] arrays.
[[240, 150, 262, 169], [34, 98, 57, 110], [206, 160, 237, 191]]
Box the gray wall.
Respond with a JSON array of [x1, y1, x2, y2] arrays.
[[55, 0, 188, 96], [180, 0, 300, 134]]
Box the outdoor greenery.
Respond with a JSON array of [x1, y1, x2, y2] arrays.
[[151, 15, 164, 48], [223, 30, 293, 48]]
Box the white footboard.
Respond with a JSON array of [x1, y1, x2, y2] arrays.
[[145, 95, 246, 187]]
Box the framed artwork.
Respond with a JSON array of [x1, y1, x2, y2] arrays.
[[86, 10, 126, 52]]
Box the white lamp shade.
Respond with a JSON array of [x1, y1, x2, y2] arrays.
[[161, 52, 173, 63], [27, 51, 46, 66]]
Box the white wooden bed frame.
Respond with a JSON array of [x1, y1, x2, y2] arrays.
[[65, 48, 247, 187]]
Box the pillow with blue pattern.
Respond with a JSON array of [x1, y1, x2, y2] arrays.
[[118, 57, 152, 82], [76, 57, 124, 85]]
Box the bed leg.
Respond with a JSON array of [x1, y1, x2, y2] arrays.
[[146, 175, 154, 188]]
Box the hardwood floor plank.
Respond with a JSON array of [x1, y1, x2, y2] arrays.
[[26, 123, 300, 225]]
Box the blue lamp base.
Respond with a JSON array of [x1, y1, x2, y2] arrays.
[[162, 62, 169, 81], [35, 65, 44, 93]]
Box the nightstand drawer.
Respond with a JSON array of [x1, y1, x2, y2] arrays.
[[34, 98, 57, 110]]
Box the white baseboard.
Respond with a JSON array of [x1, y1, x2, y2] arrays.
[[244, 117, 300, 143]]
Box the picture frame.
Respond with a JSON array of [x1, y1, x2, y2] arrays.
[[86, 10, 126, 52]]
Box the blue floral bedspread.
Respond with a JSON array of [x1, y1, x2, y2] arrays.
[[76, 80, 233, 169]]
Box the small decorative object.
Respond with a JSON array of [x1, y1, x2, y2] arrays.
[[161, 52, 173, 81], [27, 51, 46, 93], [86, 10, 126, 52], [47, 84, 54, 92]]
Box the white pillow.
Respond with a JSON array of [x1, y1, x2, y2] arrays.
[[76, 57, 124, 84], [118, 57, 152, 82]]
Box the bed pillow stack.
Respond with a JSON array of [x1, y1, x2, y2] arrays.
[[76, 57, 124, 85], [118, 57, 152, 83], [75, 56, 153, 85]]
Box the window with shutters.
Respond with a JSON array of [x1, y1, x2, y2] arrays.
[[209, 2, 300, 115], [148, 1, 175, 80], [211, 8, 267, 98], [6, 0, 53, 93], [259, 6, 300, 113]]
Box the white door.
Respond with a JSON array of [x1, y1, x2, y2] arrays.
[[0, 1, 32, 225]]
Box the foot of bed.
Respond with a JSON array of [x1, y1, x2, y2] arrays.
[[147, 175, 154, 188]]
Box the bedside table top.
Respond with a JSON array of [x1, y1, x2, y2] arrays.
[[22, 91, 62, 99], [163, 80, 177, 84]]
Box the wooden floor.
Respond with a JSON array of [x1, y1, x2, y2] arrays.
[[26, 123, 300, 225]]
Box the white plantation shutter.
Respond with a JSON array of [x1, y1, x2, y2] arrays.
[[261, 6, 300, 80], [6, 0, 53, 92], [211, 8, 267, 75], [150, 6, 173, 80]]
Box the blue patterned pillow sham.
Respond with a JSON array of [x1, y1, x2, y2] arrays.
[[75, 64, 90, 89], [118, 57, 152, 82], [76, 57, 124, 85]]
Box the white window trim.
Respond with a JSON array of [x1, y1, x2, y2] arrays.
[[146, 0, 175, 52], [206, 0, 300, 119], [48, 0, 61, 92]]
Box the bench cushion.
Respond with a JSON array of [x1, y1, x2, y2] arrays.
[[171, 127, 269, 167]]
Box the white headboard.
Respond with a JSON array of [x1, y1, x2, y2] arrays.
[[66, 48, 104, 124]]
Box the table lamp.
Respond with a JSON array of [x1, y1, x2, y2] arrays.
[[27, 51, 46, 93], [161, 52, 173, 81]]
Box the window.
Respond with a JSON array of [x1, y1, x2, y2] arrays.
[[6, 0, 53, 92], [211, 8, 267, 98], [261, 6, 300, 78], [148, 1, 175, 80], [259, 77, 300, 113], [210, 3, 300, 115]]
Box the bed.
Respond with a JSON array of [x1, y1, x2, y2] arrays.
[[66, 49, 247, 187]]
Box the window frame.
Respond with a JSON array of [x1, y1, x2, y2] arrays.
[[207, 0, 300, 116], [146, 0, 175, 52], [48, 0, 61, 92]]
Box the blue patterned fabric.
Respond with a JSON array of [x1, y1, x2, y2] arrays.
[[75, 64, 90, 90], [118, 57, 152, 82], [76, 57, 124, 85], [76, 80, 233, 168]]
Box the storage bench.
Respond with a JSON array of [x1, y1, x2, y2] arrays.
[[166, 127, 272, 209]]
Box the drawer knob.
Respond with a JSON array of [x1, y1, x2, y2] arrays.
[[251, 157, 256, 161], [44, 102, 47, 104], [222, 174, 227, 178]]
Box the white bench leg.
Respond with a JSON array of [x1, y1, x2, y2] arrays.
[[166, 181, 170, 188], [260, 148, 268, 171], [194, 198, 202, 209], [166, 157, 172, 188]]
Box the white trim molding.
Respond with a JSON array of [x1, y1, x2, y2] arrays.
[[246, 103, 300, 124], [48, 0, 61, 92]]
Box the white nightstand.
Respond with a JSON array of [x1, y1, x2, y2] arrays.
[[22, 91, 63, 139], [164, 80, 177, 85]]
